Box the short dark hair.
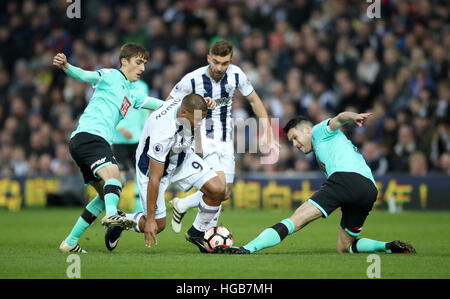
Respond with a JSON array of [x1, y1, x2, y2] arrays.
[[209, 40, 233, 57], [181, 93, 207, 114], [283, 116, 313, 135], [119, 43, 149, 65]]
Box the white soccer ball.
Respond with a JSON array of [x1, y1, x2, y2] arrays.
[[203, 225, 234, 252]]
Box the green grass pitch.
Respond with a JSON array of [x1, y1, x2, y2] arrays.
[[0, 207, 449, 279]]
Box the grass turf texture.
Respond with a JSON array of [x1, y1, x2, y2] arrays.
[[0, 208, 449, 279]]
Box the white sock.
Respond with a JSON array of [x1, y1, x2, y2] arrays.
[[177, 191, 203, 213], [192, 199, 220, 232], [206, 205, 222, 230], [126, 212, 144, 232]]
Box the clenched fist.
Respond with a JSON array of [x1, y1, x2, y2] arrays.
[[53, 53, 69, 71]]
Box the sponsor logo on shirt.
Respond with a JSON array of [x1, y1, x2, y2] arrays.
[[215, 97, 231, 107]]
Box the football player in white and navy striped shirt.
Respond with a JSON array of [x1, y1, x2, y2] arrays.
[[105, 94, 225, 253], [168, 40, 280, 239]]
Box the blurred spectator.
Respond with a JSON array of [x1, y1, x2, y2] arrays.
[[430, 118, 450, 169], [391, 125, 417, 172], [357, 47, 380, 85], [0, 0, 448, 179], [38, 153, 53, 176], [362, 141, 388, 177], [10, 146, 28, 176], [51, 143, 71, 176], [409, 151, 428, 177], [47, 161, 86, 206], [435, 80, 449, 119], [439, 153, 450, 175]]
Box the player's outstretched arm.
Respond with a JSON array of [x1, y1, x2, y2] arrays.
[[246, 92, 280, 153], [328, 111, 373, 132], [52, 53, 100, 85], [140, 96, 165, 110], [144, 159, 165, 248]]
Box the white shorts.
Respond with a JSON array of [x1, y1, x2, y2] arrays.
[[204, 152, 235, 183], [202, 138, 235, 183], [137, 152, 217, 219]]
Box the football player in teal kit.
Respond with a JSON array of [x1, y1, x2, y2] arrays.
[[213, 111, 416, 255], [53, 43, 164, 253]]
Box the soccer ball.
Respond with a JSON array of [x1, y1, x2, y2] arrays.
[[203, 225, 234, 252]]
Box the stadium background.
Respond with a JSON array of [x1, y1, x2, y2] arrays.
[[0, 0, 449, 213]]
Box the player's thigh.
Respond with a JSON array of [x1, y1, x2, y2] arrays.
[[200, 175, 225, 199], [171, 152, 222, 196], [70, 132, 120, 180], [156, 217, 166, 233], [204, 152, 223, 173], [338, 173, 377, 237], [220, 152, 235, 184], [307, 175, 347, 219], [225, 182, 233, 201], [289, 201, 323, 232], [96, 163, 121, 182], [340, 205, 370, 238]]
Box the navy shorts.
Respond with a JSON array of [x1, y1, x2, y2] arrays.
[[69, 132, 118, 185], [308, 172, 378, 237]]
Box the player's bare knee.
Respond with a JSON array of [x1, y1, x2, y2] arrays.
[[204, 181, 226, 202], [157, 223, 166, 233], [223, 186, 232, 202], [210, 186, 226, 203]]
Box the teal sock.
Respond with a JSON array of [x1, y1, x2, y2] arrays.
[[243, 218, 295, 253], [66, 195, 104, 246], [349, 238, 389, 254], [103, 178, 122, 216]]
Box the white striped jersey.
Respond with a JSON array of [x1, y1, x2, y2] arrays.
[[169, 64, 254, 144], [135, 98, 193, 177]]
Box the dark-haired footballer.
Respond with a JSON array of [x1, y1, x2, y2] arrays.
[[213, 111, 416, 255]]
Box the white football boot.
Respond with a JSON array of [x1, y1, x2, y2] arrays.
[[59, 240, 87, 253], [170, 197, 187, 233], [101, 214, 136, 230]]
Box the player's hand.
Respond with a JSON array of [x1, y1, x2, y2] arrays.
[[269, 138, 281, 154], [53, 53, 69, 71], [354, 113, 373, 127], [119, 128, 133, 139], [144, 219, 158, 248], [261, 126, 281, 155], [204, 97, 216, 110]]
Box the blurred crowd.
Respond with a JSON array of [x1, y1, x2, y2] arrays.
[[0, 0, 449, 180]]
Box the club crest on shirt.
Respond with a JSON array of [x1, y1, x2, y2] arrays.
[[120, 96, 131, 117], [225, 83, 234, 93]]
